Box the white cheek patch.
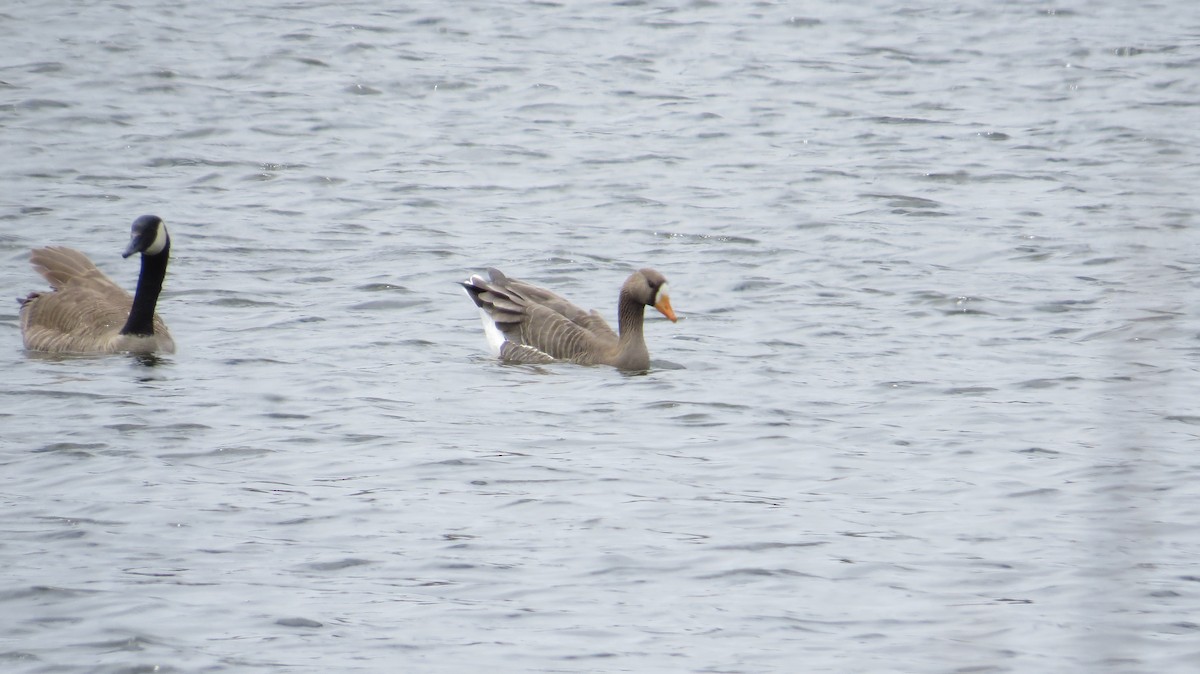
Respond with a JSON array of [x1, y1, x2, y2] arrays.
[[144, 223, 168, 255]]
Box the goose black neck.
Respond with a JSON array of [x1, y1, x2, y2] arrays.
[[120, 242, 170, 337]]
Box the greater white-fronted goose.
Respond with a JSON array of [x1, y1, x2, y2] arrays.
[[19, 215, 175, 354], [461, 267, 677, 370]]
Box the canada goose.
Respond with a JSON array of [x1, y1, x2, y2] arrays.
[[18, 215, 175, 354], [461, 267, 677, 370]]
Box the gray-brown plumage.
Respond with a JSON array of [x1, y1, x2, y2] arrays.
[[18, 215, 175, 354], [461, 268, 677, 370]]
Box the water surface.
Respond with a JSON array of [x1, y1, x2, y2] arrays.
[[2, 1, 1198, 672]]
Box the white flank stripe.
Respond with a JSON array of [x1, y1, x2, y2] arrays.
[[477, 307, 506, 358]]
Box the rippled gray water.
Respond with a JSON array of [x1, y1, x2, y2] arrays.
[[2, 1, 1199, 672]]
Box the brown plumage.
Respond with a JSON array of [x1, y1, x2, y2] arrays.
[[461, 268, 677, 370], [18, 215, 175, 354]]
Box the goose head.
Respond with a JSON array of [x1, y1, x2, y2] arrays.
[[627, 268, 677, 322], [122, 215, 169, 259]]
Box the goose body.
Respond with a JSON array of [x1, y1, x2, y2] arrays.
[[18, 215, 175, 354], [461, 267, 676, 370]]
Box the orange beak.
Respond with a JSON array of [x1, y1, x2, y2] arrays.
[[654, 294, 677, 322]]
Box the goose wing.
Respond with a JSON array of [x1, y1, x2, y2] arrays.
[[20, 247, 133, 352], [462, 269, 618, 363], [30, 247, 125, 294]]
